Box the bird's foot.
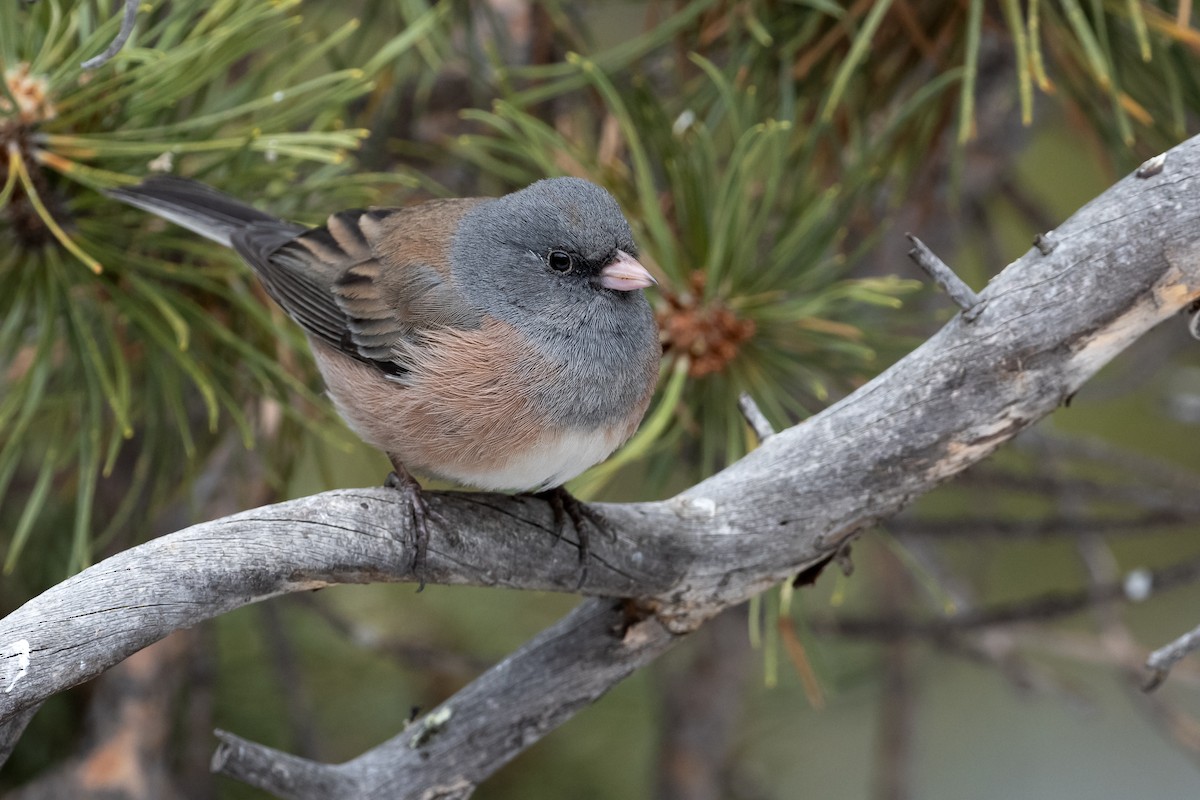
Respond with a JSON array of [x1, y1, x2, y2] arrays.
[[534, 486, 610, 589], [385, 467, 437, 592]]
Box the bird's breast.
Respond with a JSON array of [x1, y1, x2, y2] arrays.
[[432, 425, 628, 492], [309, 318, 654, 492]]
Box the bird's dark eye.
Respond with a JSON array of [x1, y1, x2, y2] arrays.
[[547, 250, 574, 273]]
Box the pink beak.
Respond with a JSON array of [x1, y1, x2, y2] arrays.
[[599, 250, 657, 292]]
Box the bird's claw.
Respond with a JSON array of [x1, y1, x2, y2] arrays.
[[385, 469, 440, 592], [535, 487, 611, 589]]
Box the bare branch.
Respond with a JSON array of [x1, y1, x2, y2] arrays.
[[888, 510, 1191, 539], [210, 730, 354, 800], [815, 552, 1200, 641], [905, 233, 981, 315], [654, 608, 750, 800], [213, 598, 677, 798], [872, 551, 917, 800], [295, 594, 487, 680], [874, 640, 914, 800], [1144, 623, 1200, 691], [0, 703, 39, 768], [4, 133, 1200, 797], [258, 605, 320, 761], [737, 393, 776, 442], [5, 634, 193, 800], [81, 0, 140, 69]]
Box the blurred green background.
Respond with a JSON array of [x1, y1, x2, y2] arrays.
[[4, 0, 1200, 797]]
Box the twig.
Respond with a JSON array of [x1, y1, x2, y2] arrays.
[[259, 604, 320, 760], [898, 535, 1080, 703], [1018, 429, 1200, 497], [872, 551, 915, 800], [1130, 682, 1200, 766], [653, 608, 749, 800], [181, 626, 219, 800], [81, 0, 140, 70], [4, 633, 192, 800], [210, 729, 354, 799], [1144, 623, 1200, 691], [815, 551, 1200, 640], [737, 392, 776, 442], [296, 594, 487, 680], [874, 640, 913, 800], [211, 598, 679, 798], [0, 703, 40, 767], [905, 233, 982, 316], [998, 175, 1058, 233], [947, 633, 1091, 705], [889, 510, 1191, 539], [954, 468, 1200, 513], [1011, 628, 1200, 687]]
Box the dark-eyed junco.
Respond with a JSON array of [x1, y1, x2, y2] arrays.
[[109, 176, 661, 584]]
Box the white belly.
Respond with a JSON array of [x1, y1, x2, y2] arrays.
[[435, 427, 624, 492]]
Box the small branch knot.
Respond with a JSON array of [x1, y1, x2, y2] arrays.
[[1033, 232, 1058, 255], [1136, 152, 1167, 179], [419, 778, 474, 800]]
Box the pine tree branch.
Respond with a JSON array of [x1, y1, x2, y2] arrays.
[[2, 135, 1199, 797]]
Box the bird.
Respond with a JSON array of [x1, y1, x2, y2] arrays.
[[108, 175, 662, 587]]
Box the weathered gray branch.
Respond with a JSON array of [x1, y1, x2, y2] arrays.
[[212, 597, 676, 799], [3, 133, 1200, 797], [80, 0, 140, 69], [1145, 621, 1200, 691]]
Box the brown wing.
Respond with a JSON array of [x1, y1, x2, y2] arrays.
[[231, 198, 485, 376]]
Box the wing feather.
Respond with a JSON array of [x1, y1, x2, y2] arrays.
[[231, 201, 485, 375]]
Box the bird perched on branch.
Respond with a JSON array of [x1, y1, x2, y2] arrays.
[[109, 176, 661, 587]]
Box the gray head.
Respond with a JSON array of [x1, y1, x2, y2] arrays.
[[451, 177, 660, 427], [451, 177, 656, 334]]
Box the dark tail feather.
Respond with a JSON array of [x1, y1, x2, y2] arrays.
[[107, 176, 300, 247]]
